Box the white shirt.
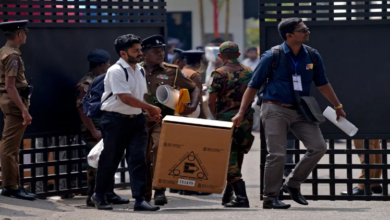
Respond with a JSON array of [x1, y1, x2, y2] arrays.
[[101, 58, 147, 115], [242, 57, 260, 71]]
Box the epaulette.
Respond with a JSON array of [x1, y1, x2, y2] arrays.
[[163, 62, 179, 69], [1, 48, 20, 61]]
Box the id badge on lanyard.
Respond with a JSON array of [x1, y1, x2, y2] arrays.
[[292, 74, 303, 91], [288, 54, 303, 91]]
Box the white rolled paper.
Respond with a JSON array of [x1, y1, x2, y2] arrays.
[[156, 85, 180, 110], [323, 106, 358, 137], [155, 85, 200, 118]]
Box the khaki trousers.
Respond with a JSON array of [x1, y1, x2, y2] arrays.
[[261, 103, 327, 201], [353, 139, 382, 189], [145, 121, 164, 200], [0, 93, 28, 187]]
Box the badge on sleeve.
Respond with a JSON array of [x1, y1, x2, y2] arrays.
[[13, 59, 19, 68], [198, 75, 202, 83], [84, 85, 89, 92], [181, 71, 187, 78]]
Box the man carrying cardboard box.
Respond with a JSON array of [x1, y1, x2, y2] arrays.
[[141, 35, 201, 206], [208, 41, 254, 208]]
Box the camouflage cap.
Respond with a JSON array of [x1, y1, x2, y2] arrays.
[[219, 41, 239, 53]]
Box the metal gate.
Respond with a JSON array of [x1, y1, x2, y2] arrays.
[[0, 0, 167, 198], [259, 0, 390, 200]]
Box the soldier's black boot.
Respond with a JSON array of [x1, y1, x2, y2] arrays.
[[86, 170, 95, 207], [86, 181, 95, 207], [224, 180, 250, 208], [222, 184, 235, 205], [154, 191, 168, 206]]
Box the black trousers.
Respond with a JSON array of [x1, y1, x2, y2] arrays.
[[95, 112, 148, 198]]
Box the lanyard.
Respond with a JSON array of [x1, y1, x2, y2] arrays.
[[287, 53, 299, 75]]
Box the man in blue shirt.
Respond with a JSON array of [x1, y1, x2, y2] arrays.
[[232, 18, 346, 209]]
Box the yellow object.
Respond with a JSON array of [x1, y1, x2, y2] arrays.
[[334, 104, 343, 110], [175, 89, 191, 115]]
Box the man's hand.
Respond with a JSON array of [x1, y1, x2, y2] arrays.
[[181, 103, 197, 116], [147, 105, 162, 123], [22, 110, 32, 126], [336, 108, 346, 121], [232, 113, 244, 127], [92, 129, 102, 141]]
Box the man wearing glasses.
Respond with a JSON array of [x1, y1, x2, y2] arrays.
[[232, 18, 346, 209], [141, 35, 200, 206]]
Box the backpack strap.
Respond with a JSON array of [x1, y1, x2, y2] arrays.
[[257, 45, 280, 98], [117, 63, 129, 81], [269, 45, 281, 79]]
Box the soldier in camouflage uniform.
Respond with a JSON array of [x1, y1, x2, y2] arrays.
[[208, 41, 254, 208], [76, 49, 128, 207]]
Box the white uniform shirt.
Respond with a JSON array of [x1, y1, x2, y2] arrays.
[[101, 58, 147, 115]]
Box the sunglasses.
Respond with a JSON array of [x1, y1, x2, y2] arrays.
[[294, 28, 310, 34]]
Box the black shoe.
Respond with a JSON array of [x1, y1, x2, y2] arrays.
[[134, 201, 160, 211], [169, 188, 180, 193], [224, 180, 250, 208], [222, 184, 235, 205], [180, 190, 211, 196], [284, 169, 292, 178], [340, 187, 372, 195], [91, 194, 113, 210], [106, 192, 129, 204], [1, 187, 36, 201], [282, 183, 308, 205], [263, 198, 291, 209], [154, 192, 168, 206], [371, 186, 382, 194], [61, 194, 75, 199], [86, 196, 95, 207], [19, 186, 37, 198]]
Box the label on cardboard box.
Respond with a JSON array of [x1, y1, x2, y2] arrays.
[[178, 179, 195, 187]]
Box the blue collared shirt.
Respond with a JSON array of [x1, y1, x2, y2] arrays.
[[248, 42, 329, 105]]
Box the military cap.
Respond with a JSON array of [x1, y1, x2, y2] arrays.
[[219, 41, 239, 53], [87, 49, 111, 63], [182, 50, 205, 63], [0, 20, 29, 32], [173, 48, 185, 59], [141, 35, 166, 49]]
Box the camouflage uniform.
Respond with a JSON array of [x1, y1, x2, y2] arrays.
[[75, 72, 100, 196], [208, 42, 254, 183]]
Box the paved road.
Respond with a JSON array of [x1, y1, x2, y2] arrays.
[[0, 132, 389, 220]]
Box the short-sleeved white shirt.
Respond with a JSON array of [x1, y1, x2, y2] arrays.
[[100, 58, 147, 115]]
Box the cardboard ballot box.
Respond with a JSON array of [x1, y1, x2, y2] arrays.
[[153, 115, 234, 194]]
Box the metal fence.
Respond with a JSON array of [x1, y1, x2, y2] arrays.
[[261, 134, 390, 201], [0, 132, 130, 199]]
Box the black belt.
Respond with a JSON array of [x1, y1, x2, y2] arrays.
[[102, 111, 142, 119], [263, 100, 298, 110]]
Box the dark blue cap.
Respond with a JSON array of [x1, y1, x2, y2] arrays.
[[182, 50, 205, 64], [0, 20, 29, 32], [141, 35, 166, 49], [87, 49, 111, 63]]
